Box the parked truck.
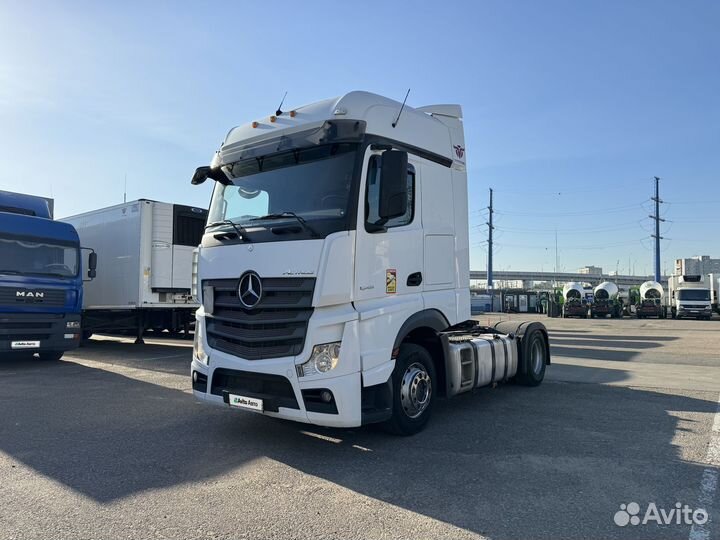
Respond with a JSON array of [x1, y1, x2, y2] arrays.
[[562, 282, 588, 318], [667, 274, 712, 320], [188, 91, 551, 435], [590, 281, 621, 318], [62, 200, 207, 341], [635, 281, 666, 318], [709, 273, 719, 315], [0, 191, 97, 360]]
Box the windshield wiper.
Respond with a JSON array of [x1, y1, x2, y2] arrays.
[[205, 219, 248, 239], [250, 212, 320, 238]]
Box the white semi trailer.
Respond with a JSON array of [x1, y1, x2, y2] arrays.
[[63, 200, 207, 341], [189, 91, 551, 435], [667, 274, 712, 320]]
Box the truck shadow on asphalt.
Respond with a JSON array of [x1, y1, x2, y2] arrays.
[[0, 351, 716, 540], [549, 333, 680, 362]]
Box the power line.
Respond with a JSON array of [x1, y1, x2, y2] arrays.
[[494, 201, 648, 217]]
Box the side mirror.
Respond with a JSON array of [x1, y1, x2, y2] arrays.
[[88, 251, 97, 279], [191, 166, 210, 185], [191, 166, 230, 186], [378, 150, 408, 220]]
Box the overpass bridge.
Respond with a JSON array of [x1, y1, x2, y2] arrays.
[[469, 270, 667, 289]]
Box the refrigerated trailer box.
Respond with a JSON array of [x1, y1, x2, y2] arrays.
[[63, 199, 207, 339]]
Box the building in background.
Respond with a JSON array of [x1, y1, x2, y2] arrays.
[[579, 265, 603, 275], [675, 256, 720, 276]]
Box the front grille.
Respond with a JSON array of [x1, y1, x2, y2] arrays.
[[0, 314, 64, 342], [204, 277, 315, 360], [210, 368, 299, 411], [0, 287, 66, 308]]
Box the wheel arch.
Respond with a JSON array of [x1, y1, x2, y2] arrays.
[[393, 309, 451, 397]]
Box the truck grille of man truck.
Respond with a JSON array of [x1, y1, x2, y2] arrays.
[[203, 277, 315, 360]]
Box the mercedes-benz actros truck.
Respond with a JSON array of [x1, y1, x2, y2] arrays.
[[189, 91, 550, 435]]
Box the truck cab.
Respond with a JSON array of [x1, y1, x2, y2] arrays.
[[190, 91, 550, 434], [668, 274, 712, 320], [0, 209, 93, 360]]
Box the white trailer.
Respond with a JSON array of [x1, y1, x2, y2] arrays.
[[63, 199, 207, 340], [709, 273, 719, 315], [667, 274, 712, 320], [188, 91, 551, 435]]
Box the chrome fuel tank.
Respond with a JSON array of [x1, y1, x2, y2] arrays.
[[443, 333, 518, 398]]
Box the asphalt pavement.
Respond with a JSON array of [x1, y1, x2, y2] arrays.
[[1, 315, 719, 540]]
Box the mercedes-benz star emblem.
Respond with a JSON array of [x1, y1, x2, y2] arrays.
[[238, 271, 262, 308]]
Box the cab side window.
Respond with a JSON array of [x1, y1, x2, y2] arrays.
[[365, 154, 415, 229]]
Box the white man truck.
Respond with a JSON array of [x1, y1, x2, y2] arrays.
[[668, 274, 712, 320], [189, 91, 550, 435]]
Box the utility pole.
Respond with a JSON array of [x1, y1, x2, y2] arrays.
[[650, 176, 664, 282], [554, 229, 558, 287], [487, 188, 494, 291]]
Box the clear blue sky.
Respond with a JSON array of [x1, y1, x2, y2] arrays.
[[1, 0, 718, 276]]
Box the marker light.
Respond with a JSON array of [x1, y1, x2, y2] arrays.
[[289, 110, 297, 118], [252, 121, 259, 128], [270, 115, 277, 123]]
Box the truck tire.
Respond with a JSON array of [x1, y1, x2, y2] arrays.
[[384, 344, 436, 436], [38, 351, 64, 361], [514, 325, 548, 387]]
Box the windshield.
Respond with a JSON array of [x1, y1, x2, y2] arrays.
[[0, 236, 79, 278], [208, 143, 357, 229], [678, 289, 710, 301]]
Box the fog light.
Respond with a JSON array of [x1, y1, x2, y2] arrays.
[[320, 390, 333, 403], [192, 371, 198, 383]]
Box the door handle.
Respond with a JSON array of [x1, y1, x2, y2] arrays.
[[407, 272, 423, 287]]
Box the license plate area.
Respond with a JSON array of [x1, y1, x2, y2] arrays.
[[11, 341, 40, 349], [227, 393, 264, 412]]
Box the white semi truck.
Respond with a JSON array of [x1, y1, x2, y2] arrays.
[[667, 274, 712, 320], [189, 91, 550, 435]]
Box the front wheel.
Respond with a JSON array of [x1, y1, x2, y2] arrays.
[[38, 351, 64, 361], [384, 344, 436, 436]]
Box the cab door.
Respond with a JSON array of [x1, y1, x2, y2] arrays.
[[354, 148, 423, 306]]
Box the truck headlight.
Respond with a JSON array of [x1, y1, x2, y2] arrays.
[[297, 342, 340, 377], [66, 321, 81, 329], [193, 322, 209, 365]]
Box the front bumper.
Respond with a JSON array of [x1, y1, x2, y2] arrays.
[[0, 312, 81, 353], [191, 356, 362, 427], [677, 307, 712, 318]]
